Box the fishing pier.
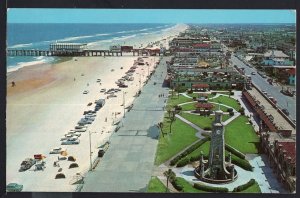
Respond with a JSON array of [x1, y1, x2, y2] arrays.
[[7, 42, 162, 57]]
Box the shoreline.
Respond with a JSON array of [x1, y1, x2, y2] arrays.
[[6, 24, 187, 191]]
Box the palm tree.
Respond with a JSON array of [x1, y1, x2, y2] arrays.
[[164, 169, 175, 192], [169, 110, 176, 134], [158, 122, 164, 137]]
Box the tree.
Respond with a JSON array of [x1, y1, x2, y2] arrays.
[[158, 122, 164, 137], [169, 110, 176, 134], [164, 169, 175, 192]]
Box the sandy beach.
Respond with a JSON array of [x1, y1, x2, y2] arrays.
[[6, 24, 188, 191]]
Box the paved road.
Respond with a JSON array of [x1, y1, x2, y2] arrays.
[[231, 55, 296, 120], [81, 57, 171, 192]]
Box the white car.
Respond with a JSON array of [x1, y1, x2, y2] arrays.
[[97, 79, 101, 82], [61, 139, 80, 145], [49, 147, 67, 154], [73, 132, 81, 137], [61, 134, 74, 141], [100, 88, 106, 93], [83, 90, 89, 94]]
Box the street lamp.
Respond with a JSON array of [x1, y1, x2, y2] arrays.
[[123, 91, 127, 118], [89, 131, 98, 171]]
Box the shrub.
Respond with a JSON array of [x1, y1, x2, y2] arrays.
[[176, 157, 190, 167], [232, 179, 256, 192], [169, 137, 210, 166], [225, 145, 246, 159], [231, 158, 253, 171], [193, 96, 197, 101], [188, 90, 193, 94], [227, 108, 233, 112], [230, 92, 234, 95], [171, 179, 183, 191], [203, 127, 212, 131], [194, 183, 229, 192], [229, 111, 234, 116], [211, 92, 217, 95], [174, 105, 182, 111]]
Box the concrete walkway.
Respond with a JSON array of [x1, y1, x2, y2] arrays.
[[81, 57, 171, 192]]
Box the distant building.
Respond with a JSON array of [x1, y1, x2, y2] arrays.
[[262, 50, 293, 66], [50, 42, 87, 52], [260, 132, 296, 193], [110, 45, 121, 52], [286, 68, 296, 85]]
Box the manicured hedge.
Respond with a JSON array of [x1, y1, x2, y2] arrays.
[[171, 179, 183, 191], [169, 137, 210, 166], [227, 108, 233, 112], [225, 144, 246, 159], [203, 127, 212, 131], [194, 183, 229, 192], [229, 111, 235, 116], [176, 157, 190, 167], [232, 179, 255, 192], [231, 158, 253, 171]]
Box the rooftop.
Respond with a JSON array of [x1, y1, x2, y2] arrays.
[[264, 50, 289, 58]]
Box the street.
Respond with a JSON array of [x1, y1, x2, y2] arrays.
[[231, 55, 296, 120], [81, 56, 171, 192]]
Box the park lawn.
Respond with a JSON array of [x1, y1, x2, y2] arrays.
[[147, 176, 168, 192], [180, 113, 231, 129], [154, 115, 198, 165], [225, 115, 259, 154], [209, 95, 241, 111], [167, 94, 193, 108], [175, 177, 207, 193], [181, 102, 230, 112], [236, 181, 262, 193], [180, 102, 196, 111]]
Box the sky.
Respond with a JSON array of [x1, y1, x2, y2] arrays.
[[7, 9, 296, 24]]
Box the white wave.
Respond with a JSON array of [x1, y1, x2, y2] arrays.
[[112, 34, 137, 41], [10, 43, 33, 48], [35, 56, 45, 60], [60, 35, 96, 42], [7, 60, 46, 73], [95, 33, 111, 36]]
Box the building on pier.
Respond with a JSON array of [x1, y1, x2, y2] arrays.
[[50, 42, 87, 52]]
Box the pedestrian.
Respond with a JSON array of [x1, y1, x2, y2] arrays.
[[105, 117, 107, 122], [87, 83, 89, 86], [74, 77, 76, 81]]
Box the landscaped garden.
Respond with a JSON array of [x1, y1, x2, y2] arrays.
[[209, 95, 242, 111], [180, 112, 231, 129], [154, 114, 198, 165], [225, 115, 260, 154], [167, 93, 193, 108], [180, 101, 229, 112]]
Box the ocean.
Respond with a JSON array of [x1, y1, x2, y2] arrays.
[[7, 23, 174, 72]]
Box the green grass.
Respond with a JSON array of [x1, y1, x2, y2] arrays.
[[180, 102, 197, 111], [167, 94, 193, 108], [180, 101, 230, 112], [147, 177, 168, 192], [180, 113, 231, 129], [154, 114, 198, 165], [236, 181, 261, 193], [185, 140, 252, 171], [225, 116, 259, 154], [209, 95, 241, 111], [175, 177, 207, 193]]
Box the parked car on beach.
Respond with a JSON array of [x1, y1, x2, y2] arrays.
[[49, 147, 67, 154], [61, 139, 80, 145], [83, 90, 89, 94], [6, 183, 23, 192]]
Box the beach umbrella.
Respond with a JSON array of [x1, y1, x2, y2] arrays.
[[68, 156, 76, 162], [55, 173, 66, 179], [69, 163, 79, 169]]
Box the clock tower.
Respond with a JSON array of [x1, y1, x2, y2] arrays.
[[194, 109, 237, 183], [207, 109, 230, 179]]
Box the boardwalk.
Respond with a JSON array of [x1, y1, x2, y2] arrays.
[[81, 57, 171, 192]]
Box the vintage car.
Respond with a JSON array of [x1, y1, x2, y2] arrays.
[[6, 183, 23, 192]]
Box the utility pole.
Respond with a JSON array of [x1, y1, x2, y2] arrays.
[[123, 91, 126, 118], [89, 131, 92, 171]]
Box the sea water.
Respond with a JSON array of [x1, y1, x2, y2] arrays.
[[7, 23, 175, 72]]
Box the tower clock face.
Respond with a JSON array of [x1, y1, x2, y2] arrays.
[[216, 130, 221, 135]]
